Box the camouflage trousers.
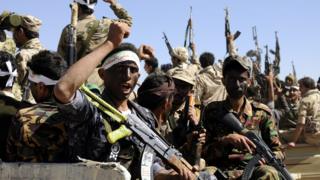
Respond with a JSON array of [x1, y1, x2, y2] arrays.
[[227, 165, 279, 180]]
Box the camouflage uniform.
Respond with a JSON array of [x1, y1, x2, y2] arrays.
[[12, 15, 44, 101], [203, 97, 283, 179], [6, 100, 68, 162], [298, 89, 320, 145], [195, 64, 227, 106], [57, 90, 157, 179], [0, 37, 16, 55], [0, 91, 21, 160], [57, 3, 132, 61]]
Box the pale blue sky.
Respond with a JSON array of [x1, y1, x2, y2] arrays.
[[2, 0, 320, 82]]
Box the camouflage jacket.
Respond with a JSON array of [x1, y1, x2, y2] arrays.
[[6, 99, 68, 162], [0, 91, 22, 160], [203, 97, 283, 171], [16, 38, 44, 85], [195, 65, 227, 106], [57, 90, 156, 179], [57, 3, 132, 61], [298, 89, 320, 135], [0, 37, 16, 55]]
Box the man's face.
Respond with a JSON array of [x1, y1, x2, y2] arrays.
[[102, 61, 140, 101], [12, 28, 24, 48], [288, 88, 300, 102], [223, 69, 250, 99], [172, 78, 193, 107]]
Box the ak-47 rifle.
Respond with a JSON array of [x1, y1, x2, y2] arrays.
[[220, 112, 293, 180], [225, 8, 241, 57], [184, 7, 196, 63], [269, 32, 281, 76], [252, 26, 262, 71], [162, 32, 174, 57], [264, 45, 270, 75], [291, 61, 297, 84], [80, 86, 207, 180], [66, 2, 78, 66]]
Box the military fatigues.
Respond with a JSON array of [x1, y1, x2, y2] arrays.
[[298, 89, 320, 145], [203, 97, 283, 179], [57, 3, 132, 61], [195, 64, 227, 106], [6, 99, 68, 162], [0, 37, 16, 55], [13, 38, 44, 101], [57, 90, 157, 179], [0, 91, 21, 160]]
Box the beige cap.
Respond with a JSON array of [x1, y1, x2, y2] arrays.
[[172, 47, 188, 62], [171, 68, 195, 86], [10, 14, 42, 32]]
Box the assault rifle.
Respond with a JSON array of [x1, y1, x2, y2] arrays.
[[80, 86, 206, 180], [269, 32, 281, 76], [162, 32, 174, 57], [225, 7, 241, 56], [184, 7, 196, 63], [264, 45, 270, 75], [252, 26, 262, 71], [66, 3, 78, 66], [220, 112, 293, 180]]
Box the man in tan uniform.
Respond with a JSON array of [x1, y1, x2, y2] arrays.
[[195, 52, 227, 106], [57, 0, 132, 89], [57, 0, 132, 61], [166, 47, 200, 77], [10, 14, 44, 101], [288, 77, 320, 146]]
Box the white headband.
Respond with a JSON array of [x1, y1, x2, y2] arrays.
[[102, 50, 140, 70], [0, 61, 17, 87], [28, 69, 58, 85], [74, 0, 96, 10]]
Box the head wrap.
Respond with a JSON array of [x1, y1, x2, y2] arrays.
[[74, 0, 97, 10], [102, 50, 140, 70], [28, 69, 58, 85], [0, 60, 17, 87]]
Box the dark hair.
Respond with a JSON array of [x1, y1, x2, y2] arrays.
[[160, 63, 173, 73], [199, 52, 215, 68], [27, 50, 67, 81], [298, 77, 315, 89], [0, 51, 16, 88], [145, 58, 158, 69], [137, 74, 174, 111], [78, 3, 94, 15]]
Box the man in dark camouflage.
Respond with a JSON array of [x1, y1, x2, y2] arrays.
[[54, 23, 196, 179], [6, 50, 68, 162], [202, 55, 283, 179]]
